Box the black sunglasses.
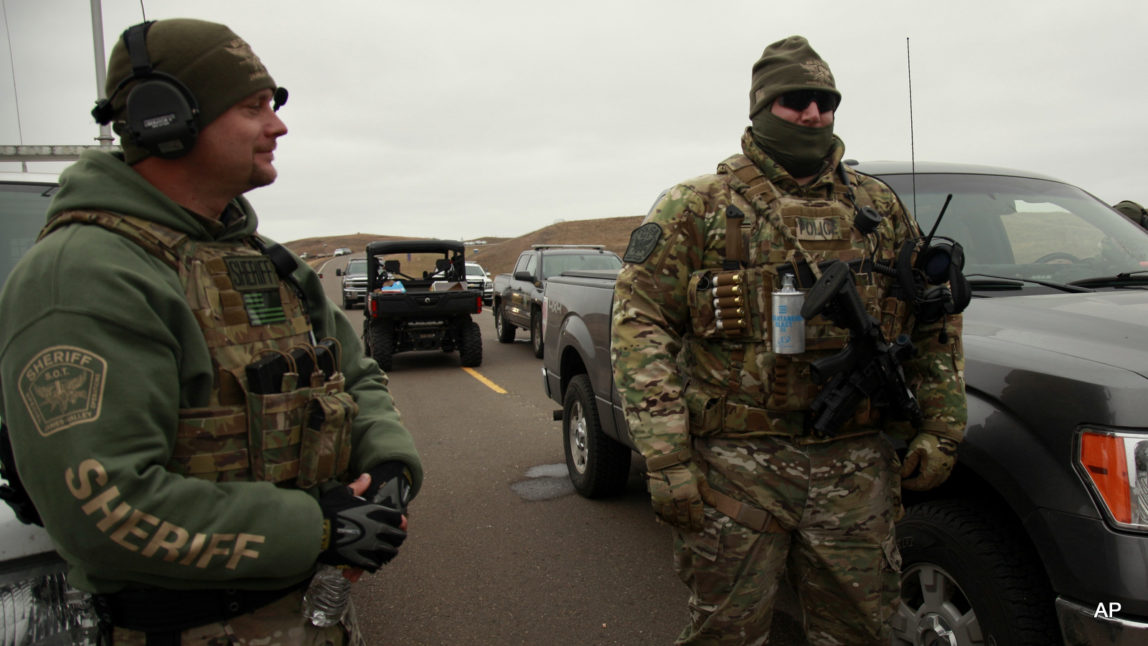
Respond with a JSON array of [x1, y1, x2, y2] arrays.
[[777, 90, 838, 113]]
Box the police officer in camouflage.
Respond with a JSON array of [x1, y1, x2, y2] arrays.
[[0, 18, 420, 645], [611, 36, 966, 645]]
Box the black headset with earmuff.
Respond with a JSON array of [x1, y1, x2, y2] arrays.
[[91, 21, 202, 159]]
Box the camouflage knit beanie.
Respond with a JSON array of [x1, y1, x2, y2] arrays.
[[749, 36, 840, 118], [105, 18, 277, 164]]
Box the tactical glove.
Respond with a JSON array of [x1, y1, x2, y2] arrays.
[[363, 461, 412, 514], [647, 462, 706, 532], [317, 485, 406, 572], [900, 433, 959, 491]]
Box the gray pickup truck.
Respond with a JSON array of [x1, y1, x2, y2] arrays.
[[541, 162, 1148, 646], [492, 245, 621, 358]]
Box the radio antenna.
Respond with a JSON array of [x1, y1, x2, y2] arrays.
[[906, 37, 917, 221]]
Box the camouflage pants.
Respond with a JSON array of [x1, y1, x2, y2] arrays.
[[672, 434, 901, 646], [111, 589, 365, 646]]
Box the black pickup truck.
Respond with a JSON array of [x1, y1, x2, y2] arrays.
[[492, 245, 621, 358], [541, 162, 1148, 646], [361, 239, 484, 371]]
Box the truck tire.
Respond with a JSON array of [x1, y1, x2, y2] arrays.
[[494, 304, 516, 343], [563, 374, 631, 498], [530, 310, 544, 358], [369, 321, 395, 372], [459, 320, 483, 367], [892, 499, 1059, 646]]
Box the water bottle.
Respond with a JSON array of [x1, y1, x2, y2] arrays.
[[301, 564, 351, 627]]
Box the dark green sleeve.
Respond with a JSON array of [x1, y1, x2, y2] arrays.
[[0, 232, 327, 592]]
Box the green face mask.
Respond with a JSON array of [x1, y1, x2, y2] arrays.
[[750, 110, 835, 178]]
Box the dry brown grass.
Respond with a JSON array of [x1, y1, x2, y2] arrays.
[[285, 215, 644, 276]]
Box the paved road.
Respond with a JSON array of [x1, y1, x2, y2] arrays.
[[315, 258, 808, 645]]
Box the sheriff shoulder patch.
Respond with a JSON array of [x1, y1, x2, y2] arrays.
[[623, 223, 663, 264], [18, 346, 107, 437]]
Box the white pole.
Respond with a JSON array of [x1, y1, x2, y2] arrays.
[[90, 0, 114, 147]]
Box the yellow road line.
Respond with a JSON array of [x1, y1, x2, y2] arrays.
[[462, 367, 507, 394]]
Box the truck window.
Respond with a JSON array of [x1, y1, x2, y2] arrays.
[[541, 253, 623, 280], [1, 179, 56, 292]]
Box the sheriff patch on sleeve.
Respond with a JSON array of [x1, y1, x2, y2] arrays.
[[18, 346, 107, 437]]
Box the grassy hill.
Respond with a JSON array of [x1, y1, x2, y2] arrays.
[[285, 215, 644, 276]]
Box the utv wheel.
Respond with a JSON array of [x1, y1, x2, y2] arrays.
[[530, 310, 544, 359], [891, 499, 1059, 646], [563, 374, 631, 498], [459, 320, 483, 367], [494, 304, 515, 343], [369, 322, 395, 372]]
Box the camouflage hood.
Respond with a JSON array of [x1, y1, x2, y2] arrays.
[[47, 149, 259, 241]]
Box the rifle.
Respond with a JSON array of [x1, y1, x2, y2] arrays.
[[799, 260, 923, 437]]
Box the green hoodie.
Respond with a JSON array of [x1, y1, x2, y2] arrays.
[[0, 150, 422, 593]]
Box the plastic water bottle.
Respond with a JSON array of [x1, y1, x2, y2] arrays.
[[301, 565, 351, 627]]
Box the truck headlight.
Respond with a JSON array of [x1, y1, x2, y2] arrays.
[[0, 554, 98, 645], [1076, 427, 1148, 531]]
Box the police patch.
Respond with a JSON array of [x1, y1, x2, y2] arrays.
[[18, 346, 107, 437], [623, 223, 663, 264], [795, 216, 841, 241]]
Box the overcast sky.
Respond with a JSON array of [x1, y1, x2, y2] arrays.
[[3, 0, 1146, 244]]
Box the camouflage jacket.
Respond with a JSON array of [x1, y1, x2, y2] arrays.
[[611, 131, 966, 463]]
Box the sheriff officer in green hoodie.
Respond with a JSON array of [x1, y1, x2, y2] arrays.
[[0, 18, 420, 645]]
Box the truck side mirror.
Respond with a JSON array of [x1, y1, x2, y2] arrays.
[[336, 269, 343, 276]]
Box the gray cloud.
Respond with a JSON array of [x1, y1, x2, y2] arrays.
[[3, 0, 1146, 243]]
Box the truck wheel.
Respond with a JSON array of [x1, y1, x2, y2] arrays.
[[530, 310, 544, 358], [342, 295, 351, 309], [892, 499, 1059, 646], [459, 320, 483, 367], [494, 304, 516, 343], [369, 322, 395, 372], [563, 374, 631, 498]]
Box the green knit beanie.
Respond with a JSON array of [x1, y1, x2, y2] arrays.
[[105, 18, 277, 164], [749, 36, 840, 118]]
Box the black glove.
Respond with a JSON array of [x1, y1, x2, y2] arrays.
[[364, 461, 412, 514], [317, 485, 406, 572]]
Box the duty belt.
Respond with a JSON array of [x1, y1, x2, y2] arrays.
[[93, 578, 308, 645]]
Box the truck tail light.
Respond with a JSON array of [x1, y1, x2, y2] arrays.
[[476, 296, 482, 314], [1077, 428, 1148, 530]]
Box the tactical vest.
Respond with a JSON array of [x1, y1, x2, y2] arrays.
[[40, 210, 356, 488], [681, 155, 911, 440]]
